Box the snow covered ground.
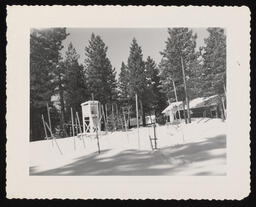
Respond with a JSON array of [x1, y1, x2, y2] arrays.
[[30, 118, 226, 176]]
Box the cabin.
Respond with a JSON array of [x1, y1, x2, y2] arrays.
[[162, 95, 225, 123]]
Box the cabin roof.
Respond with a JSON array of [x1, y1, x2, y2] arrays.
[[162, 95, 220, 114]]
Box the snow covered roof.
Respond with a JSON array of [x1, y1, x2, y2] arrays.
[[162, 95, 220, 114], [81, 100, 100, 106], [189, 95, 219, 109], [162, 101, 183, 114]]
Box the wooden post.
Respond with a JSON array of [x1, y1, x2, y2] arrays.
[[105, 104, 108, 118], [47, 103, 54, 147], [76, 112, 82, 133], [153, 123, 157, 149], [115, 103, 119, 117], [41, 114, 48, 140], [76, 112, 85, 148], [71, 107, 76, 150], [112, 103, 115, 130], [182, 100, 187, 124], [101, 105, 107, 132], [135, 93, 140, 149], [96, 117, 101, 154], [46, 103, 52, 132], [91, 93, 94, 101], [172, 79, 182, 122], [45, 121, 63, 155], [122, 108, 129, 141], [139, 99, 144, 126], [181, 56, 191, 123], [75, 117, 78, 136]]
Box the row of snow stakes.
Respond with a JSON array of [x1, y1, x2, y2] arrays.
[[42, 99, 158, 155], [70, 107, 86, 151], [41, 104, 88, 156], [41, 103, 63, 155]]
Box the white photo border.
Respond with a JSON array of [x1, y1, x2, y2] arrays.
[[6, 6, 251, 199]]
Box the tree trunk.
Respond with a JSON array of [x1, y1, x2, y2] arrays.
[[139, 99, 146, 126], [182, 100, 187, 124], [181, 56, 191, 123], [186, 96, 191, 123], [59, 78, 66, 137]]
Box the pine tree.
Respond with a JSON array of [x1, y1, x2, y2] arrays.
[[201, 28, 226, 96], [30, 28, 68, 140], [118, 62, 130, 104], [144, 56, 167, 117], [84, 33, 117, 105], [63, 43, 89, 114], [201, 28, 226, 119], [183, 51, 206, 99], [126, 38, 147, 125], [159, 28, 197, 123]]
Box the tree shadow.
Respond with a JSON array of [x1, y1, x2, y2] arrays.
[[30, 134, 226, 176]]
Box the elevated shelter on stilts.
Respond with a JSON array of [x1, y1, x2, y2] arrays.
[[80, 100, 102, 153]]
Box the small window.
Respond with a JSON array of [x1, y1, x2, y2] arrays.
[[91, 105, 98, 115]]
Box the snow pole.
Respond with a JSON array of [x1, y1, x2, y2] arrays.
[[41, 114, 48, 140], [172, 79, 182, 123], [172, 79, 185, 142], [105, 104, 108, 118], [76, 112, 82, 133], [45, 121, 63, 155], [75, 117, 78, 136], [111, 103, 115, 131], [46, 103, 52, 132], [76, 111, 85, 148], [153, 123, 157, 149], [46, 102, 54, 146], [101, 105, 108, 133], [71, 107, 76, 150], [135, 93, 140, 149], [96, 118, 101, 154], [122, 107, 129, 142]]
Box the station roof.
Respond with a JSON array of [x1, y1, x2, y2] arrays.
[[81, 100, 99, 106]]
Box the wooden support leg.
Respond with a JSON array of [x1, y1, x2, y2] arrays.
[[71, 108, 76, 150]]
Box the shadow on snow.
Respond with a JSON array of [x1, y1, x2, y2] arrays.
[[30, 134, 226, 176]]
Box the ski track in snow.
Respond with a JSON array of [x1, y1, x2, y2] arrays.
[[30, 118, 226, 176]]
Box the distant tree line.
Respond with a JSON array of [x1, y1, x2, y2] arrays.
[[30, 27, 226, 141]]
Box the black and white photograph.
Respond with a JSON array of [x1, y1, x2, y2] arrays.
[[29, 27, 227, 176], [6, 6, 250, 199]]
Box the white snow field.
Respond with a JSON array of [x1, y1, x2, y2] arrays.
[[30, 118, 226, 176]]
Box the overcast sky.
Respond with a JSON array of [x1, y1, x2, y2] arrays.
[[61, 28, 210, 74]]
